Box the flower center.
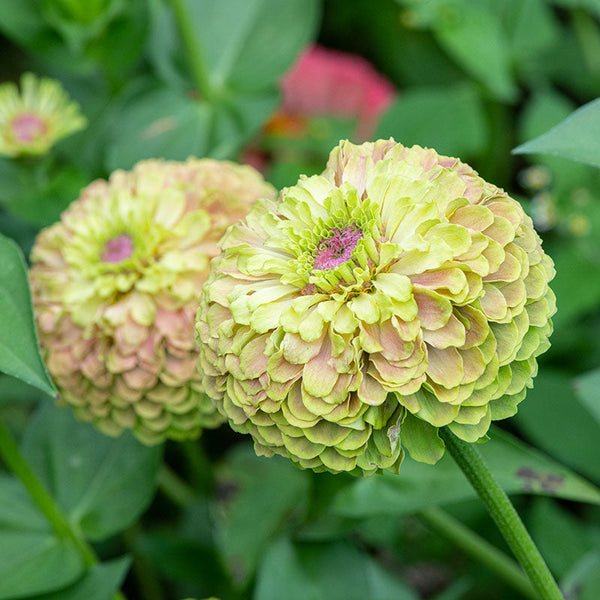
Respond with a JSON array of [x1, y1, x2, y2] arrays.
[[101, 234, 134, 263], [313, 225, 362, 270], [11, 112, 47, 143]]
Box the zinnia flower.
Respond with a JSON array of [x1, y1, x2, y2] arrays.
[[30, 159, 276, 444], [195, 139, 556, 475], [0, 73, 86, 157], [270, 45, 396, 140]]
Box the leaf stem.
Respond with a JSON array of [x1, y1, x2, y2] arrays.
[[0, 420, 97, 567], [418, 507, 537, 599], [439, 427, 564, 600], [169, 0, 214, 100]]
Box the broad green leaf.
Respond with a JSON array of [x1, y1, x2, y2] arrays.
[[104, 84, 277, 170], [396, 0, 516, 100], [0, 374, 42, 407], [514, 368, 600, 483], [104, 85, 212, 170], [2, 167, 88, 228], [21, 403, 162, 541], [0, 0, 44, 45], [255, 537, 418, 600], [332, 427, 600, 518], [376, 84, 487, 158], [176, 0, 320, 93], [0, 234, 57, 397], [518, 90, 575, 144], [508, 0, 560, 65], [547, 243, 600, 330], [430, 578, 473, 600], [529, 499, 593, 579], [513, 98, 600, 168], [434, 5, 517, 101], [516, 90, 598, 196], [0, 475, 83, 599], [574, 368, 600, 427], [31, 557, 131, 600], [561, 550, 600, 600], [214, 444, 310, 585], [140, 528, 230, 592], [137, 0, 320, 167]]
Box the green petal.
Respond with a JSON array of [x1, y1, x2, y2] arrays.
[[401, 412, 445, 464]]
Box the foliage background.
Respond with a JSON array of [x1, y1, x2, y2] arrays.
[[1, 0, 600, 599]]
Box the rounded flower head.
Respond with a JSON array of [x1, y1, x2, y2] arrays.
[[195, 139, 556, 475], [30, 158, 276, 444], [0, 73, 87, 158], [271, 45, 396, 140]]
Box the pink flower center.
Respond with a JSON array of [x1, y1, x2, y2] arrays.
[[11, 112, 47, 143], [313, 225, 362, 270], [101, 234, 134, 263]]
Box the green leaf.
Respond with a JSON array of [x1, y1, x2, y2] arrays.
[[528, 498, 593, 579], [376, 84, 487, 159], [396, 0, 516, 100], [3, 167, 89, 228], [513, 98, 600, 168], [0, 474, 84, 599], [561, 550, 600, 600], [508, 0, 560, 66], [434, 4, 517, 101], [332, 427, 600, 518], [31, 557, 131, 600], [135, 0, 320, 167], [514, 368, 600, 483], [0, 234, 57, 398], [104, 83, 278, 170], [574, 368, 600, 427], [255, 537, 418, 600], [548, 243, 600, 330], [0, 0, 45, 45], [177, 0, 320, 93], [20, 403, 162, 541], [214, 444, 310, 586]]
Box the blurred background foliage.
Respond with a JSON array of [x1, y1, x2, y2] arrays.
[[1, 0, 600, 599]]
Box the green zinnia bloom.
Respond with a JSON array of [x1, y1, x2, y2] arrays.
[[30, 158, 276, 444], [195, 139, 556, 475], [0, 73, 86, 157]]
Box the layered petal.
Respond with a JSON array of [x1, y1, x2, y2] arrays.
[[195, 139, 556, 474], [30, 158, 276, 444]]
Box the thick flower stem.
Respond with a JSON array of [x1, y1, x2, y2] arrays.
[[418, 507, 537, 600], [439, 428, 564, 600], [0, 420, 97, 567], [169, 0, 214, 101]]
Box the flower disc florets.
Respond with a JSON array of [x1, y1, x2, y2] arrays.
[[195, 140, 556, 474], [30, 158, 276, 444], [0, 73, 86, 157]]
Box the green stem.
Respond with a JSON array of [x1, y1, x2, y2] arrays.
[[169, 0, 214, 100], [418, 507, 537, 600], [0, 420, 97, 567], [439, 428, 564, 600]]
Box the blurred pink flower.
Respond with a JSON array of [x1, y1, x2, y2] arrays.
[[275, 44, 396, 139]]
